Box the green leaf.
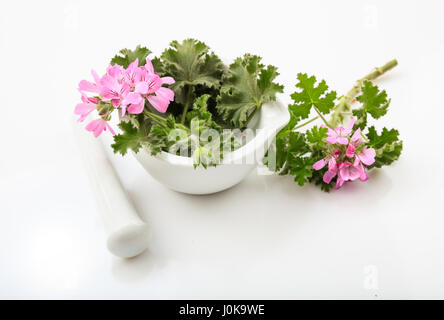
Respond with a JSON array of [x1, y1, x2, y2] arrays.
[[309, 168, 334, 192], [366, 126, 403, 168], [216, 54, 283, 128], [289, 157, 314, 186], [111, 120, 148, 155], [366, 126, 400, 148], [266, 130, 308, 174], [352, 108, 367, 130], [289, 73, 337, 120], [306, 125, 328, 150], [356, 80, 390, 119], [186, 94, 221, 131], [160, 39, 225, 105], [110, 45, 152, 68]]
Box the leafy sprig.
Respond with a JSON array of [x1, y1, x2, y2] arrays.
[[267, 60, 402, 191]]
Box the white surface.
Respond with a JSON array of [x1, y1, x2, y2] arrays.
[[1, 0, 444, 299]]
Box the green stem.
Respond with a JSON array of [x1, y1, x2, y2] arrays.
[[144, 110, 167, 126], [180, 86, 193, 124], [314, 107, 333, 129], [293, 116, 319, 130], [330, 59, 398, 126]]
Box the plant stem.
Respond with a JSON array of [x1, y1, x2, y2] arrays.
[[180, 86, 193, 124], [314, 107, 333, 129], [330, 59, 398, 126], [293, 116, 319, 130], [144, 110, 167, 126]]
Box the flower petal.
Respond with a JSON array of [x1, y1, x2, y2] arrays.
[[323, 169, 337, 184], [358, 147, 376, 166], [346, 144, 356, 158], [85, 119, 106, 138], [336, 175, 345, 189], [313, 158, 326, 170], [348, 165, 361, 181], [148, 94, 169, 113], [128, 58, 139, 69], [122, 92, 143, 106], [78, 80, 97, 93], [105, 122, 116, 136], [358, 163, 369, 181], [74, 103, 96, 122], [338, 137, 349, 145], [328, 157, 337, 170], [145, 58, 154, 74], [156, 87, 175, 101], [135, 82, 149, 94], [326, 136, 337, 144], [127, 102, 145, 114], [344, 117, 355, 135], [351, 128, 362, 146], [161, 76, 175, 85]]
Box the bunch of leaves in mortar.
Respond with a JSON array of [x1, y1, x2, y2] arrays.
[[110, 39, 283, 168], [266, 60, 403, 191]]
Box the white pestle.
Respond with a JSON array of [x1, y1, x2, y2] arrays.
[[73, 118, 150, 258]]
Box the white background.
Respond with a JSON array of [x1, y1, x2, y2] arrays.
[[1, 0, 444, 299]]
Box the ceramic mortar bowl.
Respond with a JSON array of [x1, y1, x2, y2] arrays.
[[133, 99, 289, 195]]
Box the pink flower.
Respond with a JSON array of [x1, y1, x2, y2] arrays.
[[106, 64, 125, 81], [122, 92, 144, 115], [313, 149, 341, 183], [312, 118, 376, 189], [345, 129, 376, 167], [100, 74, 130, 108], [336, 161, 369, 189], [354, 147, 376, 166], [75, 56, 176, 138], [325, 118, 355, 145], [74, 95, 99, 122], [78, 70, 101, 94], [85, 118, 115, 138], [132, 59, 175, 113], [124, 59, 141, 88]]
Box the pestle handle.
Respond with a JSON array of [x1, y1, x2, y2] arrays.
[[73, 119, 149, 258]]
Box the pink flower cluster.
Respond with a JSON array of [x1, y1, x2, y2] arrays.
[[313, 118, 376, 189], [74, 58, 175, 137]]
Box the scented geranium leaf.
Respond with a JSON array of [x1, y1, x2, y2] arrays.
[[110, 45, 152, 68], [372, 141, 403, 168], [352, 108, 367, 130], [216, 54, 283, 128], [161, 39, 225, 105], [267, 131, 308, 174], [147, 115, 191, 156], [151, 57, 164, 74], [356, 80, 390, 119], [288, 157, 314, 186], [366, 126, 403, 168], [309, 168, 334, 192], [289, 73, 337, 120], [258, 65, 285, 102], [186, 94, 221, 130], [366, 126, 400, 148], [111, 120, 148, 155], [306, 125, 328, 150]]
